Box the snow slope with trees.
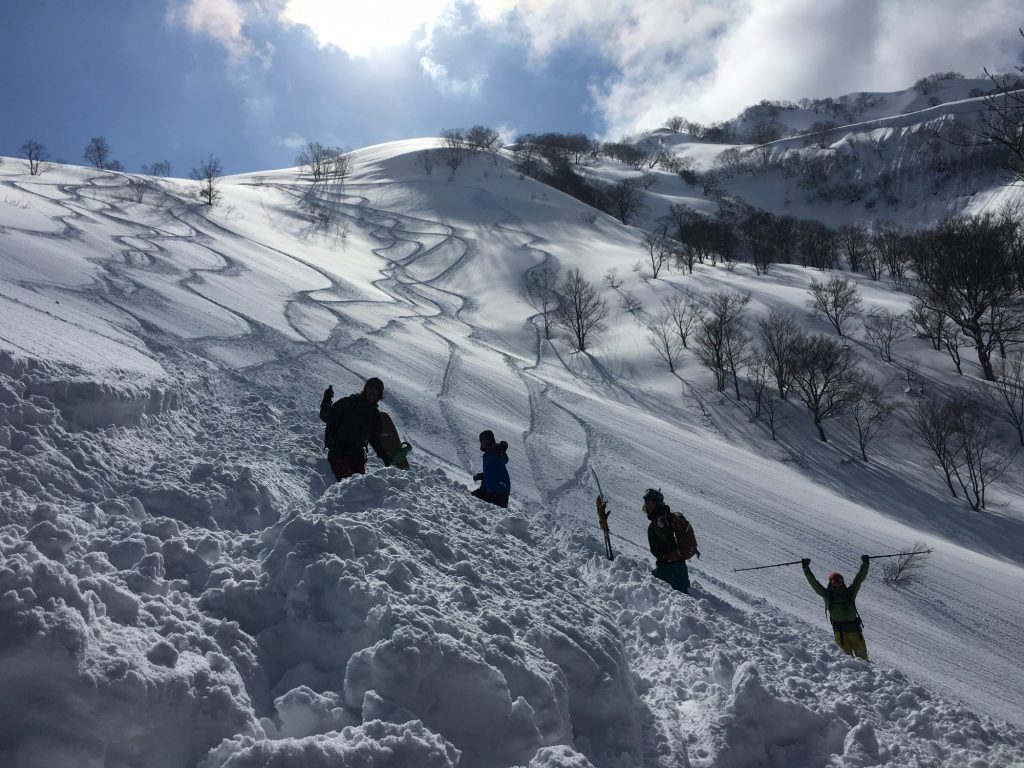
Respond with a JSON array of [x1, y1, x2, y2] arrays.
[[1, 82, 1023, 767]]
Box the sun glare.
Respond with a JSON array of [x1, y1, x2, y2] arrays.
[[281, 0, 451, 58]]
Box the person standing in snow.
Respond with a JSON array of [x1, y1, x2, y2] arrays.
[[471, 430, 510, 508], [802, 556, 870, 660], [637, 488, 699, 594], [319, 378, 391, 481]]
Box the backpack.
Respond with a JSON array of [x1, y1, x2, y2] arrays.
[[669, 512, 699, 561]]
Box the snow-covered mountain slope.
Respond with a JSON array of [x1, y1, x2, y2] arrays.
[[611, 80, 1024, 230], [1, 144, 1023, 767]]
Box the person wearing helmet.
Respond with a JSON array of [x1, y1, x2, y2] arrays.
[[802, 556, 871, 660], [642, 488, 699, 594], [471, 430, 510, 508], [319, 377, 391, 480]]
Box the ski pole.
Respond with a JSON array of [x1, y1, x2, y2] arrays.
[[590, 468, 614, 561], [732, 559, 805, 573], [865, 549, 932, 560]]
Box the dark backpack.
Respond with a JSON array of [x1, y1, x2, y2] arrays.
[[669, 512, 699, 560]]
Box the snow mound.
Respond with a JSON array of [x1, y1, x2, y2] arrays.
[[202, 468, 639, 767]]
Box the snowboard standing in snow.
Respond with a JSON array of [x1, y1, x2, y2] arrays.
[[591, 468, 614, 560], [378, 411, 412, 469]]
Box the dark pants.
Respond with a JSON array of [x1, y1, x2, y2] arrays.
[[328, 450, 366, 481], [653, 560, 690, 593], [472, 486, 509, 508]]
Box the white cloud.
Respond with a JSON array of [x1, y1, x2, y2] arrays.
[[168, 0, 255, 58], [581, 0, 1024, 136], [176, 0, 1024, 137], [279, 0, 450, 58], [272, 132, 308, 149], [420, 56, 488, 97]]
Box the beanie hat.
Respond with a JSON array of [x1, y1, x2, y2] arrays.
[[479, 430, 495, 444], [363, 377, 384, 398], [828, 571, 845, 586], [643, 488, 664, 504]]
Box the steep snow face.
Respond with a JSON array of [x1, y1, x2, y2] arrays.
[[1, 146, 1023, 767]]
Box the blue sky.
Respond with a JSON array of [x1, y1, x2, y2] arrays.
[[1, 0, 1021, 175]]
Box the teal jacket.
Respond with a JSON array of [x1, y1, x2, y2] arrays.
[[804, 559, 869, 626]]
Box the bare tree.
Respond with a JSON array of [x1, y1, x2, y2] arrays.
[[979, 29, 1024, 184], [647, 314, 683, 372], [694, 291, 751, 395], [21, 140, 49, 175], [418, 150, 436, 175], [190, 155, 223, 207], [519, 267, 560, 340], [619, 290, 642, 315], [837, 223, 871, 273], [296, 141, 334, 182], [142, 160, 172, 177], [861, 242, 884, 281], [603, 268, 621, 289], [807, 275, 863, 337], [907, 213, 1023, 381], [743, 350, 783, 438], [664, 116, 685, 133], [882, 542, 931, 585], [847, 376, 896, 460], [440, 129, 467, 176], [464, 125, 501, 154], [329, 148, 352, 183], [990, 352, 1024, 446], [83, 136, 111, 168], [910, 397, 964, 498], [790, 333, 864, 441], [640, 227, 672, 278], [940, 320, 965, 375], [661, 293, 700, 349], [863, 309, 907, 362], [950, 396, 1017, 510], [871, 221, 910, 287], [701, 169, 722, 197], [797, 219, 839, 270], [555, 268, 609, 351], [904, 300, 945, 350], [602, 179, 646, 225], [661, 204, 702, 273], [758, 307, 805, 399]]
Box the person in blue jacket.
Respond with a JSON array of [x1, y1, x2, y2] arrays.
[[471, 430, 510, 508]]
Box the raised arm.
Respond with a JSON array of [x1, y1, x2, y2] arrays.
[[848, 555, 870, 598], [802, 559, 828, 599]]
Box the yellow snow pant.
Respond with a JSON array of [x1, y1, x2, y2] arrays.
[[833, 627, 869, 661]]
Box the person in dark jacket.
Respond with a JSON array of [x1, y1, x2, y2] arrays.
[[319, 378, 390, 481], [471, 430, 510, 508], [643, 488, 699, 594], [802, 556, 870, 660]]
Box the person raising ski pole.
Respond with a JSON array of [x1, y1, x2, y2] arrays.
[[802, 555, 870, 660]]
